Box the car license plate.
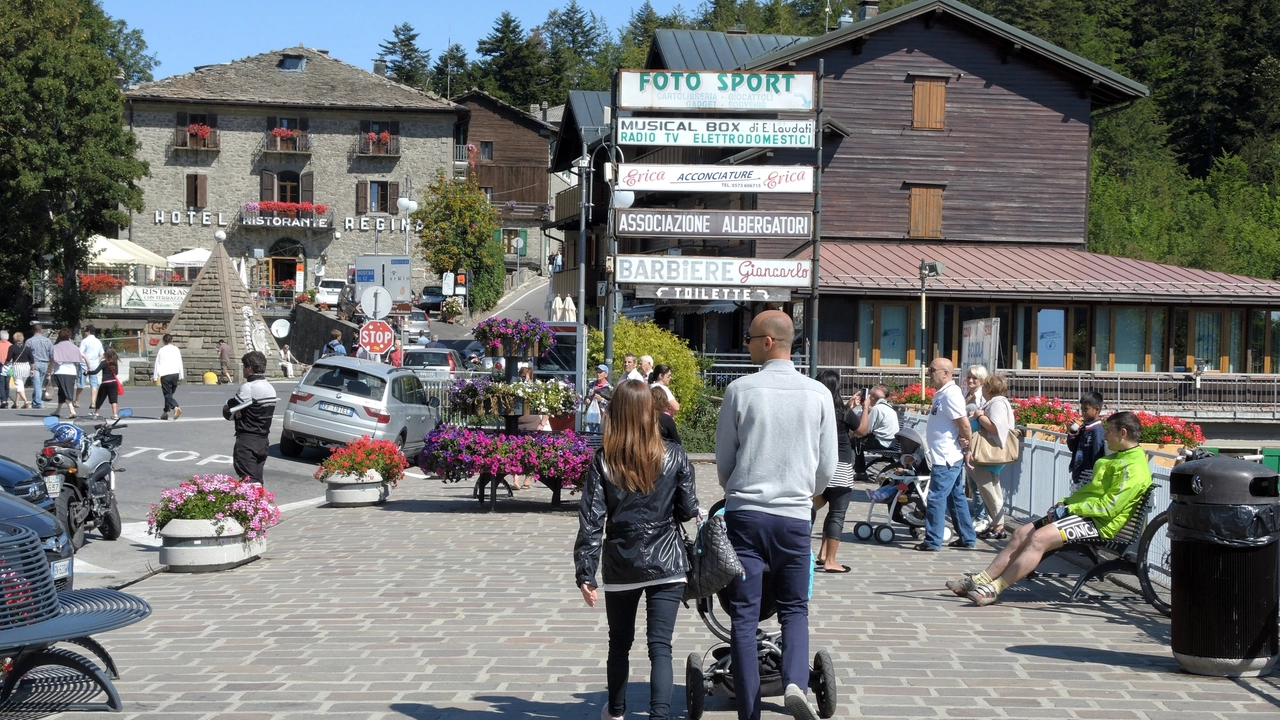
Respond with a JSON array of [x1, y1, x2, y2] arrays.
[[51, 559, 70, 580], [319, 402, 352, 416], [44, 475, 62, 498]]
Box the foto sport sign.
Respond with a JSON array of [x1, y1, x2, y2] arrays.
[[616, 255, 813, 288], [359, 320, 395, 355], [615, 164, 814, 193], [619, 70, 816, 112], [616, 118, 814, 148]]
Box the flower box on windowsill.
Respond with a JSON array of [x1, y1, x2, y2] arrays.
[[173, 127, 220, 151], [357, 134, 400, 156], [264, 131, 312, 154]]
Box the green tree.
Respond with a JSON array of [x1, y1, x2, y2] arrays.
[[0, 0, 148, 329], [413, 170, 505, 311], [543, 0, 609, 95], [78, 0, 158, 85], [586, 317, 704, 421], [428, 43, 479, 98], [617, 1, 692, 68], [379, 22, 431, 88], [476, 12, 555, 107]]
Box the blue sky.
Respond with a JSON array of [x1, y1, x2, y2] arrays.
[[102, 0, 681, 80]]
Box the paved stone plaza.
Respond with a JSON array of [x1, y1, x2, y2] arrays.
[[15, 475, 1280, 719]]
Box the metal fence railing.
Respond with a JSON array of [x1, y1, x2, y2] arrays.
[[101, 332, 148, 359]]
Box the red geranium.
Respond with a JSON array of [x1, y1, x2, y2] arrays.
[[271, 127, 297, 139], [379, 130, 391, 145], [187, 123, 212, 139]]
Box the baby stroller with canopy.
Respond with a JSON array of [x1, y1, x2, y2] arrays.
[[851, 426, 953, 544], [686, 502, 837, 720]]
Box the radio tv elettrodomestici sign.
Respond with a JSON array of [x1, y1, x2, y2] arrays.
[[615, 164, 814, 193], [616, 118, 814, 148], [618, 70, 816, 112]]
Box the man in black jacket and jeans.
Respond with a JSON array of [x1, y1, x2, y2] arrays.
[[223, 351, 277, 485]]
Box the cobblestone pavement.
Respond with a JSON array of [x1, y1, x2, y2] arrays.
[[19, 476, 1280, 720]]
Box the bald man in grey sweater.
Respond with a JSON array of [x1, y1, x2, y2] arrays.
[[715, 310, 836, 720]]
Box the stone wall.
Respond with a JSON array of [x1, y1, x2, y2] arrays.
[[124, 102, 456, 289], [289, 304, 358, 363]]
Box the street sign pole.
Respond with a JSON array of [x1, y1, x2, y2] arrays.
[[809, 59, 824, 379]]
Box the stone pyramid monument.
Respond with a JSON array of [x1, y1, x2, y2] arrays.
[[163, 240, 277, 380]]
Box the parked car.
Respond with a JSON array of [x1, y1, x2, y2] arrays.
[[280, 357, 440, 460], [402, 309, 431, 339], [314, 279, 348, 306], [416, 286, 445, 312], [0, 491, 73, 591], [403, 347, 464, 381], [0, 454, 53, 513]]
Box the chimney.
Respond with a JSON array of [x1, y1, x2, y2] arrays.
[[540, 101, 548, 121], [858, 0, 879, 21], [838, 9, 855, 27], [530, 104, 539, 118], [373, 58, 387, 76]]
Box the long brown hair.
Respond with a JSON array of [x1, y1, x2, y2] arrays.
[[602, 379, 665, 494]]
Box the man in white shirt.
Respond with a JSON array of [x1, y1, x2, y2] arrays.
[[76, 325, 104, 410], [918, 358, 976, 551], [851, 384, 900, 479], [151, 333, 185, 420], [622, 354, 645, 383], [638, 355, 654, 382]]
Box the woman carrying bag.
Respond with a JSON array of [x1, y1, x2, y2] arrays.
[[574, 379, 700, 720], [965, 374, 1018, 540]]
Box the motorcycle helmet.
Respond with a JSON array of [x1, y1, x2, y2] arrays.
[[49, 422, 85, 448]]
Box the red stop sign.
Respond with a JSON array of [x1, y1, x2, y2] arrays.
[[359, 320, 395, 354]]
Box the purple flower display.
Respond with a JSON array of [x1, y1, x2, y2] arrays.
[[419, 425, 592, 487], [472, 313, 556, 357], [146, 474, 281, 541]]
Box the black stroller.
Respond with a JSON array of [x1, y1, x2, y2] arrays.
[[686, 502, 837, 720]]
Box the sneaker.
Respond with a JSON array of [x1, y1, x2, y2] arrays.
[[600, 704, 623, 720], [784, 684, 819, 720], [946, 572, 977, 597], [973, 517, 990, 533], [966, 581, 1001, 607], [174, 407, 183, 420]]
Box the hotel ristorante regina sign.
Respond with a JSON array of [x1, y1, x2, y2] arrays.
[[615, 209, 811, 240], [619, 70, 816, 111], [615, 255, 813, 288]]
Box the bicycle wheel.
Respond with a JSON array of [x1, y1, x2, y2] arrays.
[[1137, 511, 1172, 617]]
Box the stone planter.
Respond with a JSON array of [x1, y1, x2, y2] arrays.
[[1139, 442, 1185, 467], [1025, 423, 1067, 442], [158, 518, 264, 573], [325, 469, 390, 507]]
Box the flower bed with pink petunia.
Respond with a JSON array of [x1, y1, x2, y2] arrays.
[[472, 313, 555, 357], [419, 426, 592, 487], [1011, 396, 1083, 428], [889, 383, 935, 405], [1135, 411, 1205, 447], [146, 474, 280, 541]]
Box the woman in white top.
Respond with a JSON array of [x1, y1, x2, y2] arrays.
[[963, 365, 988, 408], [647, 364, 680, 414], [966, 374, 1016, 540], [49, 328, 89, 419], [279, 345, 299, 378]]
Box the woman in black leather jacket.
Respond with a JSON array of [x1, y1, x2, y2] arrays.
[[575, 379, 699, 720]]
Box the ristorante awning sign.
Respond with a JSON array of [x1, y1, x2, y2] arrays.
[[615, 164, 814, 193], [616, 118, 814, 148], [618, 70, 816, 111], [615, 255, 813, 288], [615, 209, 811, 239]]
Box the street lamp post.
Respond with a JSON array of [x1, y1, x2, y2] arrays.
[[397, 196, 419, 255], [918, 259, 945, 392]]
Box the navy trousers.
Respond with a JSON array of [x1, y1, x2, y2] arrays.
[[723, 510, 813, 720]]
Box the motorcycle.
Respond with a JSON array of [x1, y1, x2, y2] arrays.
[[36, 409, 132, 549]]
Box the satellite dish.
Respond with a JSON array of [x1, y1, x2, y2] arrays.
[[271, 319, 290, 338], [360, 286, 392, 320]]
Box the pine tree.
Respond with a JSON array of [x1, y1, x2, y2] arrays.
[[378, 22, 430, 88], [476, 12, 554, 107], [543, 0, 609, 94], [429, 43, 478, 99]]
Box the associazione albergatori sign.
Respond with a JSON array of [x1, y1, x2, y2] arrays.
[[615, 209, 811, 239]]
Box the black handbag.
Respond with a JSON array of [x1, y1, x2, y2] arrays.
[[680, 513, 743, 602]]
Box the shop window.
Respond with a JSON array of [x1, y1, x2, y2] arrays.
[[1149, 309, 1166, 372], [1172, 309, 1189, 371], [1094, 308, 1110, 371], [1194, 311, 1222, 371], [1113, 308, 1147, 372], [480, 141, 494, 160], [1071, 308, 1090, 372], [857, 303, 874, 366], [1250, 310, 1280, 373], [1037, 308, 1067, 368], [878, 305, 910, 366], [935, 303, 955, 362], [911, 75, 947, 130], [908, 185, 943, 239]]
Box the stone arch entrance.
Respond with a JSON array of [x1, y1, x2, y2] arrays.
[[268, 238, 305, 290]]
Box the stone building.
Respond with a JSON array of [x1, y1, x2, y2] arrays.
[[124, 46, 466, 292]]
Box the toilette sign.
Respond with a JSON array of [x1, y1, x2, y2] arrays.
[[615, 255, 812, 288], [619, 70, 815, 111]]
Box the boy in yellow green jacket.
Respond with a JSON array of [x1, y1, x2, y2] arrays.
[[946, 411, 1152, 606]]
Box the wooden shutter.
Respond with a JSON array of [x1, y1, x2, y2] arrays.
[[359, 119, 371, 134], [355, 181, 368, 214], [176, 112, 188, 127], [389, 121, 400, 136], [908, 186, 943, 238], [185, 174, 197, 207], [911, 77, 946, 130], [300, 172, 314, 203], [206, 113, 217, 128], [267, 116, 277, 130], [299, 117, 309, 132], [518, 228, 528, 257], [493, 229, 502, 246], [196, 174, 208, 208], [260, 170, 276, 202], [387, 181, 400, 213]]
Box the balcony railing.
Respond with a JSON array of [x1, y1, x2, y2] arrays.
[[497, 201, 550, 220], [239, 204, 334, 228], [263, 131, 312, 153], [454, 145, 470, 163], [553, 185, 580, 224], [357, 134, 400, 156], [172, 127, 220, 150]]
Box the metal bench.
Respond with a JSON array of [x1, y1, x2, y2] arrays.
[[1050, 484, 1159, 602], [0, 523, 151, 712]]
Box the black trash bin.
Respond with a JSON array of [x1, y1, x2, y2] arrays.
[[1168, 456, 1280, 677]]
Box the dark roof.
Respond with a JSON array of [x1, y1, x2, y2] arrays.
[[646, 29, 812, 71], [743, 0, 1148, 110], [820, 242, 1280, 304], [126, 46, 457, 112], [550, 91, 611, 172], [452, 88, 556, 131]]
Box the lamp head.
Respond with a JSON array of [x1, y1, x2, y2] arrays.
[[613, 190, 635, 209], [919, 259, 944, 279], [214, 230, 227, 242], [396, 197, 410, 212], [333, 231, 341, 241]]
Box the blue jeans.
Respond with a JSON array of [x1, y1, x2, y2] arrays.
[[604, 582, 682, 720], [924, 461, 977, 548], [724, 510, 813, 720], [31, 364, 47, 408]]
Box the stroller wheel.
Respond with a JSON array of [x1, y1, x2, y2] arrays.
[[853, 522, 873, 541], [811, 649, 838, 718], [686, 652, 705, 720], [911, 527, 923, 539], [942, 526, 954, 543], [873, 524, 895, 544]]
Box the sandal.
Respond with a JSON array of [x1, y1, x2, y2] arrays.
[[979, 527, 1009, 540], [948, 539, 976, 548]]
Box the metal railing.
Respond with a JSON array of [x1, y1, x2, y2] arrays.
[[553, 185, 580, 224], [100, 332, 147, 359], [357, 135, 401, 156], [172, 127, 220, 150], [497, 201, 549, 220], [700, 358, 1280, 420], [263, 132, 312, 153], [900, 412, 1177, 527], [454, 145, 470, 163]]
